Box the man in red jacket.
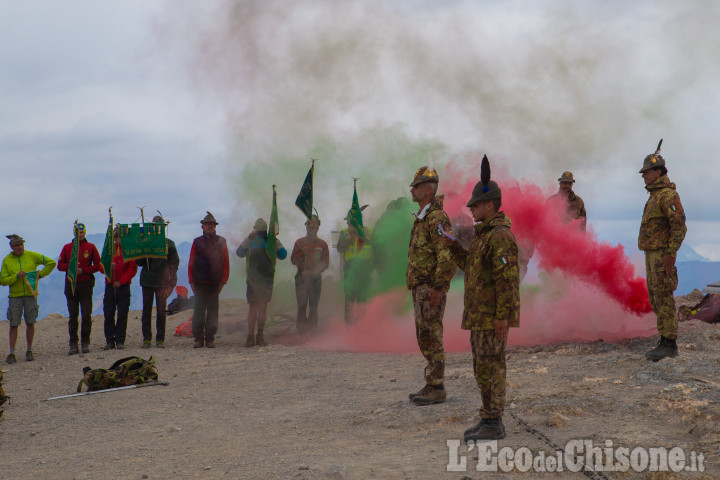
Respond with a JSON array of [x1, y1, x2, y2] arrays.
[[57, 223, 102, 354], [188, 212, 229, 349], [102, 227, 138, 350]]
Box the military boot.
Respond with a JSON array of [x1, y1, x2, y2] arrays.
[[408, 384, 432, 401], [245, 334, 255, 348], [68, 343, 79, 355], [463, 419, 489, 437], [411, 385, 446, 405], [464, 418, 505, 443], [645, 336, 678, 362], [255, 331, 266, 346]]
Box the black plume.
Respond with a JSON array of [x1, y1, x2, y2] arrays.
[[481, 155, 490, 186], [655, 139, 663, 156]]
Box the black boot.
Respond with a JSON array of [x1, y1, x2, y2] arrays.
[[464, 418, 505, 442], [464, 418, 489, 437], [645, 336, 678, 362]]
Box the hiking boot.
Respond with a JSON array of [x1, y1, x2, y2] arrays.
[[464, 418, 506, 443], [116, 343, 125, 350], [81, 344, 90, 354], [409, 384, 432, 401], [5, 353, 16, 365], [255, 332, 266, 346], [142, 340, 152, 349], [25, 351, 34, 362], [103, 343, 115, 351], [645, 336, 678, 362], [156, 341, 165, 349], [464, 419, 489, 437], [68, 344, 79, 355], [245, 334, 255, 348], [193, 339, 204, 349], [205, 340, 215, 349], [411, 385, 446, 405]]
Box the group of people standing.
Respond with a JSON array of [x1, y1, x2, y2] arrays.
[[404, 142, 685, 445], [0, 214, 181, 362], [0, 142, 688, 447]]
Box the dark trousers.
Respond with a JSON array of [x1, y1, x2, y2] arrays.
[[65, 280, 94, 345], [295, 272, 322, 333], [142, 286, 168, 342], [103, 283, 131, 345], [192, 283, 220, 342]]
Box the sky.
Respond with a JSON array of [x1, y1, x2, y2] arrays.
[[2, 0, 720, 273]]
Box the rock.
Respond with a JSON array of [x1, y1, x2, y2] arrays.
[[547, 413, 569, 428]]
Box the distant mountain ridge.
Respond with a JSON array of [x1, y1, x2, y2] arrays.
[[1, 235, 717, 319]]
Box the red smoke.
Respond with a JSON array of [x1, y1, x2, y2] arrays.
[[307, 160, 656, 352], [442, 162, 652, 316]]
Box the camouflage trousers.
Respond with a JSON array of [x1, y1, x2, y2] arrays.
[[645, 250, 678, 340], [471, 329, 507, 419], [412, 284, 447, 387]]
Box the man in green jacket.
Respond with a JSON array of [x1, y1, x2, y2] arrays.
[[0, 234, 56, 364]]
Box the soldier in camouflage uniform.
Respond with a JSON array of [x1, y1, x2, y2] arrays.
[[406, 166, 456, 406], [549, 171, 587, 231], [638, 141, 686, 361], [446, 157, 520, 442]]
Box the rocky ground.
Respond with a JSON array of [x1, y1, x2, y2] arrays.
[[0, 292, 718, 480]]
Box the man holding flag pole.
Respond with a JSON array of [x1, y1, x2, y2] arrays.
[[291, 160, 330, 334], [100, 209, 137, 350], [236, 186, 287, 347], [57, 221, 102, 355], [337, 178, 373, 324]]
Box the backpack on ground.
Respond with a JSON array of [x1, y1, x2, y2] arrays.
[[77, 356, 159, 393]]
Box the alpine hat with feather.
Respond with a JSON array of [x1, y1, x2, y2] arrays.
[[467, 155, 501, 207]]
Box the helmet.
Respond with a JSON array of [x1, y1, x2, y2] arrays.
[[409, 166, 439, 187]]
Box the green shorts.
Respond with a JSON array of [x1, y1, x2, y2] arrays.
[[7, 296, 39, 326]]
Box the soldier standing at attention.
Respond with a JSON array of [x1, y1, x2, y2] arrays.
[[446, 156, 520, 442], [406, 166, 456, 406], [548, 171, 587, 231], [638, 140, 686, 361]]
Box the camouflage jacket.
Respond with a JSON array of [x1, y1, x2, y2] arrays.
[[449, 212, 520, 330], [549, 190, 587, 229], [638, 175, 686, 254], [406, 197, 456, 291]]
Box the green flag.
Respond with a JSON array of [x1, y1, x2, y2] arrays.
[[348, 182, 365, 240], [266, 186, 279, 265], [295, 161, 314, 220], [67, 222, 80, 295], [118, 223, 167, 261], [23, 271, 39, 298], [100, 210, 114, 283]]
